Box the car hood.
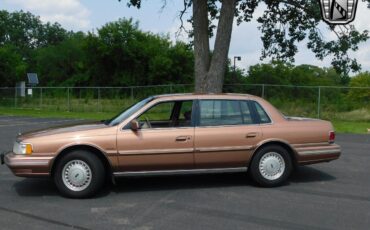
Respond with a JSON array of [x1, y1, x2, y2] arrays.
[[18, 121, 110, 140]]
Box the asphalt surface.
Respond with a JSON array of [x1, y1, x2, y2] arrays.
[[0, 116, 369, 230]]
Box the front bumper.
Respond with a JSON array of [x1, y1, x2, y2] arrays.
[[1, 151, 53, 177], [295, 143, 341, 165]]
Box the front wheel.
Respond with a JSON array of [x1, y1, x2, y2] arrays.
[[249, 145, 292, 187], [54, 150, 105, 198]]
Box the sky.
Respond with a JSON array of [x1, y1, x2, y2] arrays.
[[1, 0, 370, 73]]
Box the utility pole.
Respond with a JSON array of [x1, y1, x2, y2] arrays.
[[233, 56, 241, 82]]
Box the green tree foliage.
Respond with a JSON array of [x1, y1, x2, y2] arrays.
[[239, 61, 345, 103], [0, 11, 194, 87], [84, 18, 194, 86], [348, 72, 370, 104], [0, 9, 368, 95], [121, 0, 370, 92], [246, 61, 342, 86], [35, 32, 88, 86], [0, 10, 68, 86], [0, 45, 27, 86], [0, 10, 67, 54]]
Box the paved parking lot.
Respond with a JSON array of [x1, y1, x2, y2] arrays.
[[0, 116, 369, 230]]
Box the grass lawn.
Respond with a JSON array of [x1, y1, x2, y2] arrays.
[[331, 120, 370, 134], [0, 107, 115, 121], [0, 107, 368, 134]]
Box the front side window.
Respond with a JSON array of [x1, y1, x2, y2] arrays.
[[106, 97, 153, 126], [135, 100, 193, 129]]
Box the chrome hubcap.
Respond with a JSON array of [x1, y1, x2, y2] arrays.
[[259, 152, 285, 180], [62, 160, 92, 192]]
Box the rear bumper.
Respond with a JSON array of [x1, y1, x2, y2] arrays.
[[294, 143, 341, 165], [1, 152, 53, 177]]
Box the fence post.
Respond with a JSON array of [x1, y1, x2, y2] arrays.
[[98, 87, 101, 112], [130, 87, 134, 101], [261, 84, 265, 98], [317, 86, 321, 118], [40, 88, 43, 108], [14, 87, 17, 108], [67, 88, 70, 112]]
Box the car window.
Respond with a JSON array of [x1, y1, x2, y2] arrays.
[[240, 101, 254, 124], [199, 100, 243, 126], [178, 101, 193, 125], [136, 100, 193, 129], [106, 97, 153, 126], [139, 102, 174, 122], [253, 101, 271, 124]]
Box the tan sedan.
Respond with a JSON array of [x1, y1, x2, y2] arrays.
[[1, 94, 341, 198]]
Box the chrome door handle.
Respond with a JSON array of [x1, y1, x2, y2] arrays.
[[176, 136, 190, 141], [246, 133, 258, 138]]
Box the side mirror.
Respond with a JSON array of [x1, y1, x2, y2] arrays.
[[130, 119, 140, 131]]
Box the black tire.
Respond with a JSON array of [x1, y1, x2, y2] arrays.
[[249, 145, 292, 187], [54, 150, 105, 198]]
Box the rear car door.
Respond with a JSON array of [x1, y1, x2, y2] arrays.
[[194, 99, 262, 168]]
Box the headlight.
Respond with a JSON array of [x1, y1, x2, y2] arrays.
[[13, 141, 33, 155]]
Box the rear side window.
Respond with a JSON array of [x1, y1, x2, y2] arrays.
[[253, 101, 271, 124], [240, 101, 254, 124], [198, 100, 255, 126]]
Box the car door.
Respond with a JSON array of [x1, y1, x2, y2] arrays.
[[116, 100, 195, 171], [194, 99, 262, 168]]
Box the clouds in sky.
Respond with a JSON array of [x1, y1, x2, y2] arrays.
[[4, 0, 90, 30]]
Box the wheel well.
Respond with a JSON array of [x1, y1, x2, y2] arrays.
[[51, 145, 112, 178], [250, 141, 297, 167]]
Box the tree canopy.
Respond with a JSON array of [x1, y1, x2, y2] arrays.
[[121, 0, 370, 90], [0, 9, 367, 91], [0, 11, 194, 87]]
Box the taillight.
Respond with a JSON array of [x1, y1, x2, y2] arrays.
[[329, 131, 335, 143]]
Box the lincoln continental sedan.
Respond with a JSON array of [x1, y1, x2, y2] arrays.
[[1, 94, 341, 198]]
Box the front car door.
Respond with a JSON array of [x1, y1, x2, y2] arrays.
[[116, 99, 195, 172], [194, 99, 263, 169]]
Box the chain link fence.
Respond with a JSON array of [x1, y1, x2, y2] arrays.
[[0, 84, 369, 120]]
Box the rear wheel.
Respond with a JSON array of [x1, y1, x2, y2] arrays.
[[54, 150, 105, 198], [249, 145, 292, 187]]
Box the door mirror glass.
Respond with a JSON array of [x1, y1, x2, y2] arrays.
[[130, 119, 140, 131]]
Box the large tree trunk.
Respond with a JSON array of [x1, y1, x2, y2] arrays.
[[193, 0, 236, 93], [193, 0, 210, 93]]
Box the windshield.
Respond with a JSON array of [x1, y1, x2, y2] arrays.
[[105, 97, 153, 126]]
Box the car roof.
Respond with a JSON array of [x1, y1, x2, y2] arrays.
[[152, 93, 261, 100]]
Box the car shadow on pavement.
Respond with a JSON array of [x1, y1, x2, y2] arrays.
[[12, 166, 336, 197], [13, 178, 59, 197], [112, 166, 336, 193], [12, 178, 113, 198], [112, 172, 251, 193], [290, 166, 336, 183]]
